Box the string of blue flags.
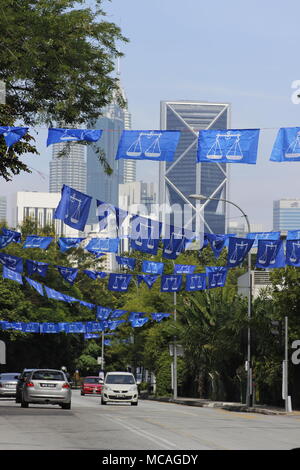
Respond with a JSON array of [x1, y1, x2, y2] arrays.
[[5, 125, 300, 164]]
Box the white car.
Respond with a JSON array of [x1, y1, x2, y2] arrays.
[[101, 372, 138, 406]]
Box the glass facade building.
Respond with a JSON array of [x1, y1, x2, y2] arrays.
[[273, 199, 300, 232], [159, 101, 230, 234]]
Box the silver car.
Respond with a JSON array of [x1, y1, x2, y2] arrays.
[[0, 373, 19, 397], [21, 369, 71, 409]]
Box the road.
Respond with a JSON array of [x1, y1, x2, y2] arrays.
[[0, 390, 300, 451]]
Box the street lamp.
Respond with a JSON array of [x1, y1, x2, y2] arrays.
[[189, 194, 253, 407]]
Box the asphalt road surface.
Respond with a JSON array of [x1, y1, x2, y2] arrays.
[[0, 390, 300, 450]]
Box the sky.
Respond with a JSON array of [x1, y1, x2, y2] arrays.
[[3, 0, 300, 230]]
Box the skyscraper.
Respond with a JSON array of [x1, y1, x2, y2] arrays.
[[159, 101, 230, 234], [273, 199, 300, 232], [86, 81, 133, 224], [49, 140, 87, 194]]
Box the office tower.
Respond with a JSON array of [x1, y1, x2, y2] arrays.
[[49, 140, 87, 194], [119, 181, 157, 214], [86, 82, 131, 224], [0, 196, 7, 222], [11, 191, 80, 236], [159, 101, 230, 234], [123, 103, 136, 183], [273, 199, 300, 232]]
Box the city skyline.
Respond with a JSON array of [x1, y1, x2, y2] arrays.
[[2, 0, 300, 231]]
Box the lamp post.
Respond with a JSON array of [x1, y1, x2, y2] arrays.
[[189, 194, 253, 407]]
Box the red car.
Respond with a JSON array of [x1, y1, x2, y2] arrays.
[[81, 376, 103, 396]]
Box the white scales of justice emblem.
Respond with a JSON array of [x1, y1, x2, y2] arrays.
[[206, 131, 243, 161], [126, 132, 162, 158]]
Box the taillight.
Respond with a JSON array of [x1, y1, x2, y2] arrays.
[[62, 383, 70, 389], [26, 382, 34, 387], [0, 383, 2, 387]]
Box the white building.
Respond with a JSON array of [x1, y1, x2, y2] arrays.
[[0, 196, 7, 222], [238, 270, 272, 300], [11, 191, 80, 237]]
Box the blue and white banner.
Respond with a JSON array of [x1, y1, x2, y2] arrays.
[[84, 333, 100, 340], [40, 323, 62, 334], [286, 240, 300, 266], [110, 309, 128, 319], [22, 322, 40, 333], [162, 227, 194, 260], [26, 260, 49, 277], [96, 306, 112, 320], [185, 273, 206, 291], [64, 322, 86, 334], [86, 321, 108, 333], [47, 128, 102, 146], [270, 127, 300, 162], [58, 237, 85, 252], [130, 317, 149, 328], [246, 231, 281, 248], [44, 286, 68, 302], [54, 184, 92, 231], [116, 256, 136, 270], [197, 129, 260, 164], [0, 253, 23, 273], [96, 201, 128, 232], [174, 264, 196, 274], [255, 240, 285, 269], [108, 273, 132, 292], [0, 126, 28, 147], [161, 274, 182, 292], [116, 130, 180, 162], [0, 235, 15, 249], [142, 260, 164, 275], [227, 237, 254, 268], [2, 266, 23, 284], [130, 215, 161, 255], [62, 293, 79, 304], [23, 236, 53, 250], [206, 266, 228, 288], [56, 266, 79, 285], [287, 230, 300, 240], [107, 320, 125, 331], [128, 312, 145, 321], [137, 274, 159, 288], [2, 228, 21, 243], [79, 300, 95, 310], [25, 277, 44, 296], [151, 313, 171, 322], [83, 270, 107, 280], [206, 233, 236, 258], [85, 237, 119, 254]]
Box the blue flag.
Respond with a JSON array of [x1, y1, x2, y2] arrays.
[[79, 300, 95, 310], [286, 240, 300, 267], [270, 127, 300, 162], [197, 128, 260, 164], [137, 274, 159, 288], [0, 235, 15, 249], [162, 226, 194, 259], [0, 126, 28, 147], [107, 320, 125, 331], [174, 264, 196, 274], [22, 323, 40, 333], [86, 321, 108, 333], [40, 323, 61, 334], [130, 215, 161, 255], [151, 313, 171, 322], [85, 237, 119, 254], [287, 230, 300, 240], [226, 237, 254, 268], [185, 273, 206, 291], [47, 128, 102, 146], [26, 260, 49, 277], [206, 267, 228, 288], [96, 200, 128, 231], [116, 130, 180, 162], [161, 274, 182, 292], [142, 260, 164, 275], [84, 333, 100, 339], [255, 240, 285, 269], [2, 266, 23, 284], [96, 306, 112, 320], [110, 309, 128, 319], [246, 231, 281, 248], [116, 256, 136, 270], [0, 253, 23, 273], [56, 266, 79, 285], [58, 237, 85, 252], [25, 277, 44, 296], [23, 236, 53, 250], [128, 312, 145, 321], [54, 184, 92, 231], [44, 286, 68, 302], [108, 273, 132, 292], [206, 233, 236, 258], [83, 270, 107, 280], [64, 322, 86, 334], [130, 317, 149, 328], [62, 293, 79, 303], [2, 228, 21, 243]]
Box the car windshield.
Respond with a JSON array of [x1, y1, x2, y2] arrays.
[[84, 378, 100, 384], [32, 371, 65, 381], [0, 374, 18, 381], [106, 374, 135, 385]]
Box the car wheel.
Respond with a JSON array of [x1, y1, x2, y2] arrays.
[[131, 401, 138, 406], [101, 398, 107, 405], [61, 402, 71, 410], [81, 392, 85, 396], [21, 400, 29, 408]]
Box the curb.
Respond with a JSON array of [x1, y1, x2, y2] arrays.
[[142, 396, 287, 415]]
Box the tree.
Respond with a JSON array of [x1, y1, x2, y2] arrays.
[[0, 0, 128, 179]]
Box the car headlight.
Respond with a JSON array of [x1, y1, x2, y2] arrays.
[[129, 386, 137, 391]]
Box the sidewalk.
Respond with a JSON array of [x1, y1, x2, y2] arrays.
[[142, 394, 294, 415]]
